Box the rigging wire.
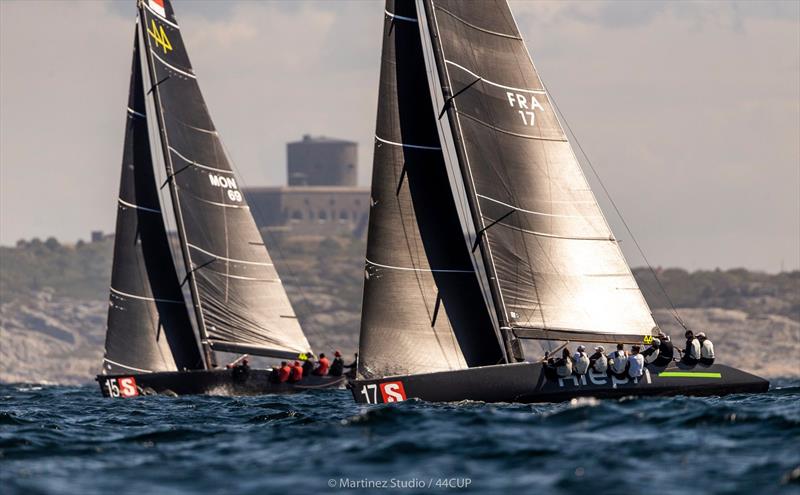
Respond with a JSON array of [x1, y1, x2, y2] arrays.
[[544, 87, 688, 331]]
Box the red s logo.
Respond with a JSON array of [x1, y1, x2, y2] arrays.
[[118, 377, 139, 397], [379, 381, 407, 403]]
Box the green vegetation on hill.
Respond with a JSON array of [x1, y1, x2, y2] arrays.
[[1, 235, 797, 324]]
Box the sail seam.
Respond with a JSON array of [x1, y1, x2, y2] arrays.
[[151, 51, 196, 79], [180, 191, 251, 210], [366, 258, 473, 273], [169, 146, 235, 173], [127, 107, 146, 119], [375, 135, 441, 150], [435, 6, 521, 40], [445, 59, 546, 94], [187, 243, 274, 266], [483, 216, 614, 241], [143, 3, 180, 29], [103, 357, 153, 373], [117, 198, 161, 214], [110, 286, 184, 304], [385, 10, 418, 23], [202, 270, 280, 282], [477, 194, 600, 219], [458, 111, 568, 141]]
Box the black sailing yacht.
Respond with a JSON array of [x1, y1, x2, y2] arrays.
[[350, 0, 768, 404], [97, 0, 343, 397]]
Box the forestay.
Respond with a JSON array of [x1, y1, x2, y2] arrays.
[[357, 0, 505, 380], [102, 29, 203, 375], [418, 0, 657, 343], [137, 0, 310, 359]]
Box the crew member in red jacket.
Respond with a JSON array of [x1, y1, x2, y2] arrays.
[[289, 361, 303, 382], [313, 353, 330, 376], [278, 361, 291, 383]]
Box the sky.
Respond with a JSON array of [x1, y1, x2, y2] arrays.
[[0, 0, 798, 272]]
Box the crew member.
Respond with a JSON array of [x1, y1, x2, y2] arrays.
[[289, 361, 304, 382], [628, 345, 644, 379], [278, 361, 291, 383], [642, 338, 661, 364], [573, 345, 590, 375], [653, 332, 675, 366], [589, 346, 608, 373], [555, 348, 573, 378], [608, 343, 628, 377], [269, 364, 281, 383], [313, 353, 330, 376], [302, 353, 316, 377], [697, 332, 715, 365], [682, 330, 700, 365], [344, 353, 358, 379], [329, 351, 345, 377]]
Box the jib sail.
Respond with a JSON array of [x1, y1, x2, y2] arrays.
[[417, 0, 657, 344], [102, 29, 203, 375], [357, 0, 506, 380], [136, 0, 310, 361]]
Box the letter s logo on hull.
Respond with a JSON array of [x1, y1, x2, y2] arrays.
[[379, 381, 407, 403], [118, 377, 139, 397]]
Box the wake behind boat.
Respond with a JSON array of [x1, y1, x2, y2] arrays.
[[349, 0, 768, 404], [96, 0, 341, 398]]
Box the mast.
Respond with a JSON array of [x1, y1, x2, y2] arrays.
[[418, 0, 521, 362], [136, 4, 214, 368]]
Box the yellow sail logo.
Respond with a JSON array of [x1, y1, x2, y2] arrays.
[[148, 19, 172, 54]]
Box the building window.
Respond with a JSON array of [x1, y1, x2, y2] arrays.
[[291, 210, 303, 221], [318, 210, 328, 222], [339, 210, 349, 222]]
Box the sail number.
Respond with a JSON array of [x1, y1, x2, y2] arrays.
[[359, 381, 407, 404], [209, 174, 243, 202], [506, 91, 544, 126], [147, 19, 173, 54], [104, 377, 139, 398]]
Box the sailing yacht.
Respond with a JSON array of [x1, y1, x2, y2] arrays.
[[350, 0, 768, 404], [97, 0, 343, 397]]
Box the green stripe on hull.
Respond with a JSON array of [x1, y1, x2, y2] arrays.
[[659, 371, 722, 378]]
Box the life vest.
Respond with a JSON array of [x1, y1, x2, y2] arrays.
[[608, 350, 627, 374], [628, 354, 644, 378], [591, 354, 608, 373], [573, 352, 590, 375], [556, 358, 573, 378], [278, 365, 291, 383], [687, 338, 701, 360], [290, 364, 303, 382], [701, 340, 715, 359], [314, 357, 330, 376]]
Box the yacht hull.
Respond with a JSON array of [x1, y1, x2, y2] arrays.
[[96, 369, 346, 398], [350, 362, 769, 404]]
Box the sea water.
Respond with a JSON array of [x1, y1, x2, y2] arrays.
[[1, 381, 798, 494]]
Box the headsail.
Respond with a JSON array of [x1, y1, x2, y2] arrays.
[[358, 1, 505, 379], [102, 29, 203, 375], [418, 0, 657, 343], [136, 0, 310, 360]]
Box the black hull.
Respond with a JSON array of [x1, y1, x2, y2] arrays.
[[350, 362, 769, 404], [96, 369, 346, 398]]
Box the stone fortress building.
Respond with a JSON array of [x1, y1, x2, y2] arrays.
[[244, 135, 370, 237]]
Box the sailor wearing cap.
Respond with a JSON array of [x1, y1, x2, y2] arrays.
[[572, 345, 590, 375], [697, 332, 715, 365], [652, 332, 675, 366], [642, 338, 661, 364], [589, 345, 608, 373]]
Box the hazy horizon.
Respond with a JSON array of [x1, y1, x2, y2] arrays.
[[1, 0, 798, 272]]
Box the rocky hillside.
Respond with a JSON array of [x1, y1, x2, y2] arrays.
[[1, 236, 797, 384]]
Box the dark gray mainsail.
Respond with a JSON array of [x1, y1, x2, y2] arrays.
[[417, 0, 657, 344], [136, 0, 310, 361], [358, 0, 505, 379], [102, 29, 203, 375]]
